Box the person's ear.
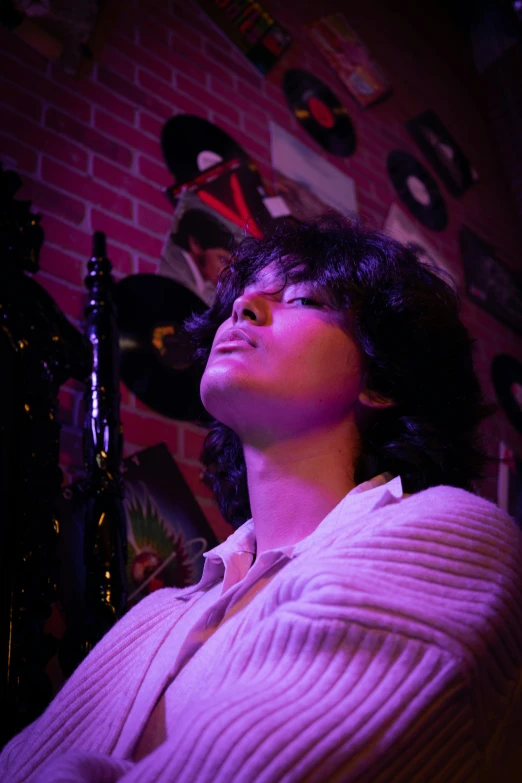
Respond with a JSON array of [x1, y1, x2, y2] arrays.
[[358, 389, 395, 409], [188, 235, 203, 258]]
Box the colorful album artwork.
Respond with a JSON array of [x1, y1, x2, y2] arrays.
[[384, 204, 457, 289], [406, 110, 479, 197], [460, 226, 522, 335], [498, 442, 522, 527], [307, 13, 390, 107], [269, 122, 357, 220], [161, 158, 284, 305], [57, 443, 220, 615], [195, 0, 291, 75]]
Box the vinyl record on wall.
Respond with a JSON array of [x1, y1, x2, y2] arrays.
[[491, 354, 522, 435], [161, 114, 249, 185], [387, 150, 448, 231], [114, 274, 207, 421], [406, 109, 478, 197], [282, 69, 356, 157]]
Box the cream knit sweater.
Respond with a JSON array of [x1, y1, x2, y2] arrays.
[[1, 479, 521, 783]]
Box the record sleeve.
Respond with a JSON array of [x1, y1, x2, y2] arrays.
[[307, 13, 390, 107]]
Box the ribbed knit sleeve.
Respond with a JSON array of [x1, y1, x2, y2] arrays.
[[2, 486, 521, 783], [0, 587, 202, 783], [126, 487, 521, 783]]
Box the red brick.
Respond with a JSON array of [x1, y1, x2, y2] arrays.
[[58, 386, 80, 427], [2, 58, 92, 123], [204, 42, 243, 77], [42, 157, 133, 220], [137, 256, 160, 274], [39, 244, 85, 287], [138, 34, 200, 83], [110, 34, 172, 83], [42, 215, 91, 256], [3, 106, 88, 172], [0, 134, 38, 173], [93, 157, 171, 213], [138, 156, 170, 189], [200, 502, 234, 543], [98, 66, 171, 119], [37, 273, 86, 322], [138, 111, 164, 139], [104, 243, 133, 276], [94, 109, 161, 163], [91, 209, 164, 257], [121, 408, 180, 454], [182, 427, 206, 460], [0, 27, 48, 71], [60, 429, 83, 469], [176, 75, 240, 125], [177, 461, 214, 500], [99, 42, 136, 81], [0, 78, 43, 121], [19, 176, 86, 225], [137, 203, 171, 236], [134, 15, 170, 45], [46, 107, 133, 168], [50, 64, 136, 124]]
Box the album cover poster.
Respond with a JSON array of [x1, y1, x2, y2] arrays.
[[384, 204, 457, 289], [270, 122, 358, 221], [57, 443, 219, 616], [497, 442, 522, 527], [406, 110, 479, 197], [162, 158, 284, 306], [195, 0, 291, 75], [460, 226, 522, 335], [307, 13, 390, 107]]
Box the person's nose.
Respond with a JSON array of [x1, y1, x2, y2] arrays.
[[231, 291, 269, 326]]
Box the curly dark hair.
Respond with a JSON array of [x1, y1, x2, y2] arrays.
[[185, 215, 494, 527]]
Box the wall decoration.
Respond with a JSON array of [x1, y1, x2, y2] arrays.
[[282, 69, 356, 157], [307, 13, 390, 107], [387, 150, 448, 231], [122, 443, 218, 606], [161, 158, 284, 306], [113, 274, 207, 422], [270, 122, 357, 221], [406, 109, 479, 197], [194, 0, 291, 75], [161, 114, 250, 187], [58, 444, 219, 618], [384, 204, 456, 289], [491, 354, 522, 435], [497, 442, 522, 527], [460, 226, 522, 335]]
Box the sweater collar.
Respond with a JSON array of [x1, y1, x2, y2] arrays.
[[199, 474, 404, 590]]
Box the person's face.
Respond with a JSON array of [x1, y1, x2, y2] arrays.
[[200, 262, 367, 442], [202, 247, 231, 285]]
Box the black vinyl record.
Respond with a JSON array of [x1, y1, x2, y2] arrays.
[[161, 114, 249, 185], [406, 110, 478, 197], [387, 150, 448, 231], [282, 69, 356, 157], [114, 274, 207, 421], [492, 354, 522, 435]]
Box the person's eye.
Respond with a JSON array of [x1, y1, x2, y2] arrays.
[[291, 297, 323, 307]]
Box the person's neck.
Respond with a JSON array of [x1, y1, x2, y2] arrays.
[[243, 420, 359, 556]]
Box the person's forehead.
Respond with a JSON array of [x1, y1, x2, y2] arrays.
[[244, 259, 309, 293]]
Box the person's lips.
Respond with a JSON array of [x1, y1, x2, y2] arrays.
[[215, 328, 257, 349]]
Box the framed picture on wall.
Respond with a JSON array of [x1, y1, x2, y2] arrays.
[[460, 225, 522, 335]]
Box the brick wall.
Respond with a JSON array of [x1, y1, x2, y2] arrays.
[[1, 0, 522, 535]]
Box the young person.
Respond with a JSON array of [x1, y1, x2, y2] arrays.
[[2, 217, 521, 783]]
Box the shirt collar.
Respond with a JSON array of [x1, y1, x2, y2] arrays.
[[198, 474, 404, 590]]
